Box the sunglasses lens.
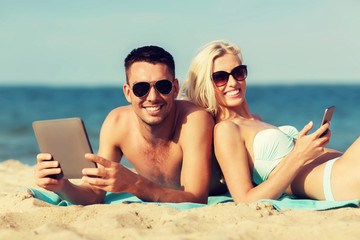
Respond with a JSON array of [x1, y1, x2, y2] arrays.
[[155, 80, 173, 95], [232, 66, 247, 81], [212, 72, 229, 87], [132, 82, 150, 97]]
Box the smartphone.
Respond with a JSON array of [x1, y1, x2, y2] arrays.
[[320, 106, 335, 137]]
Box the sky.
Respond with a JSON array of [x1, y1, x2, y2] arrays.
[[0, 0, 359, 86]]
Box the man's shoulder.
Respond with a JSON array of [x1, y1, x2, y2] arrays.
[[175, 100, 212, 118], [100, 105, 135, 143], [107, 105, 132, 117], [103, 105, 133, 127], [175, 100, 214, 127]]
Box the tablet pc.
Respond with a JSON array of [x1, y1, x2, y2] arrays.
[[32, 117, 97, 179]]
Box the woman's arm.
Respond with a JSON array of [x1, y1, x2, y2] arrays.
[[214, 121, 330, 204]]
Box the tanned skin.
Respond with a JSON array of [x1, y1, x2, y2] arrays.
[[34, 61, 214, 205]]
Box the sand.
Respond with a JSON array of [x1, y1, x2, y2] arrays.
[[1, 160, 360, 240]]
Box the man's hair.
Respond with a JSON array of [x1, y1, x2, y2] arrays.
[[124, 46, 175, 82]]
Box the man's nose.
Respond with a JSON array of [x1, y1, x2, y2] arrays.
[[146, 85, 160, 100]]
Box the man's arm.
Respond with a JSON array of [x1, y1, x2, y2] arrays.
[[33, 109, 126, 205], [34, 153, 106, 205], [178, 109, 214, 203], [83, 153, 209, 203], [82, 108, 214, 203]]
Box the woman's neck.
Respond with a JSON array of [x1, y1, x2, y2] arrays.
[[216, 100, 254, 122]]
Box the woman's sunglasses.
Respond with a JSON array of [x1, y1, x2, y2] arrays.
[[211, 65, 247, 87], [132, 79, 173, 98]]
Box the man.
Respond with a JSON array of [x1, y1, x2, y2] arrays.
[[34, 46, 216, 205]]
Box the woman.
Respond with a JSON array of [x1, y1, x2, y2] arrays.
[[181, 40, 360, 203]]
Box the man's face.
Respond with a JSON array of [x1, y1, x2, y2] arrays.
[[123, 61, 179, 126]]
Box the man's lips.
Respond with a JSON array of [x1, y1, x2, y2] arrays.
[[144, 105, 163, 114]]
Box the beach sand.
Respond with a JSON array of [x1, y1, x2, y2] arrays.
[[1, 160, 360, 240]]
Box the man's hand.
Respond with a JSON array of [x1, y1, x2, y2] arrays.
[[82, 153, 136, 193], [34, 153, 67, 192]]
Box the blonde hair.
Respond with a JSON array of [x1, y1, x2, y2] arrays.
[[180, 40, 243, 117]]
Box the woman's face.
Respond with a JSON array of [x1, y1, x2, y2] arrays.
[[212, 53, 247, 109]]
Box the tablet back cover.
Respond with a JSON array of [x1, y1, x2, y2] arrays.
[[33, 118, 95, 179]]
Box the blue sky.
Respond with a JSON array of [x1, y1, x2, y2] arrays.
[[0, 0, 359, 86]]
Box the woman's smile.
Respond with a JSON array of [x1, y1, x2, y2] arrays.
[[224, 88, 241, 98]]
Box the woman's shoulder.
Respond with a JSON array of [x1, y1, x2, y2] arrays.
[[214, 119, 241, 136], [252, 113, 262, 121]]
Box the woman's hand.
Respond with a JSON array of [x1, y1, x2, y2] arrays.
[[293, 121, 331, 164]]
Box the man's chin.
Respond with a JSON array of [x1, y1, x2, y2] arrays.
[[141, 116, 165, 127]]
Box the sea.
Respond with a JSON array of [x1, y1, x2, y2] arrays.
[[1, 85, 360, 167]]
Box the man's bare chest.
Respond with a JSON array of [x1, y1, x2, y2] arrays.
[[121, 141, 183, 189]]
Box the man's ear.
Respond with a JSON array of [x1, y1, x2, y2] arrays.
[[123, 83, 132, 103], [173, 78, 180, 98]]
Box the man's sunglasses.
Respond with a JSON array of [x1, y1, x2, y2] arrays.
[[211, 65, 247, 87], [132, 79, 173, 98]]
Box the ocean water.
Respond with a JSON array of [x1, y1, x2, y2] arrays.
[[0, 85, 359, 166]]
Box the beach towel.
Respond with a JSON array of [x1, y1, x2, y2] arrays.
[[27, 188, 359, 211]]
